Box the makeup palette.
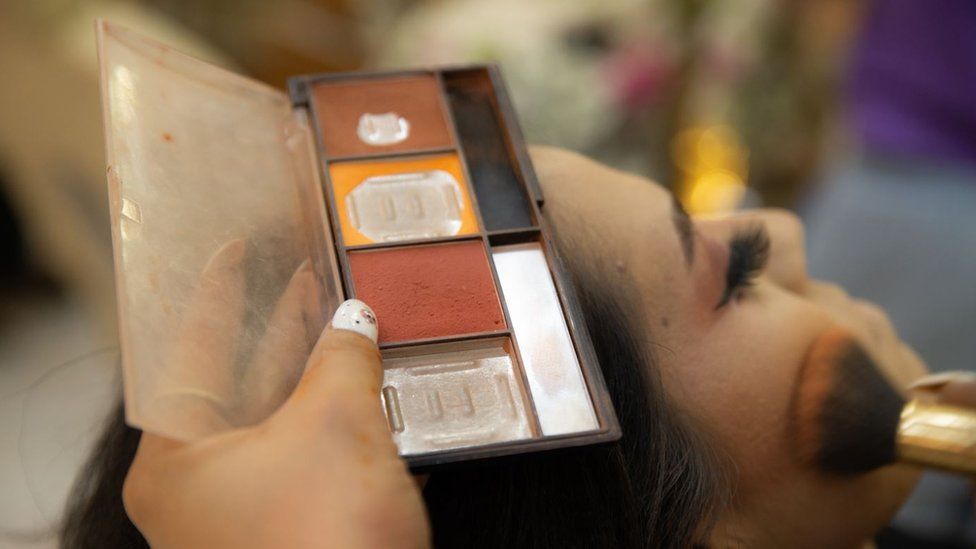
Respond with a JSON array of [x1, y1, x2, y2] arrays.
[[98, 21, 620, 468]]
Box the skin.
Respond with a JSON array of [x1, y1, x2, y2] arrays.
[[123, 243, 428, 549], [530, 146, 928, 547], [126, 147, 961, 548]]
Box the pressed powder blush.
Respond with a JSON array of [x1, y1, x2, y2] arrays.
[[381, 338, 534, 455], [329, 154, 480, 246], [493, 243, 598, 435], [312, 75, 454, 158], [98, 22, 619, 470], [444, 71, 534, 231], [348, 241, 506, 344]]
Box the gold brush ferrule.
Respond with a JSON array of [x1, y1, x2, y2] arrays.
[[897, 400, 976, 475]]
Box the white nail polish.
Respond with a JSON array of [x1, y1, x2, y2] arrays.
[[909, 371, 976, 391], [331, 299, 378, 343]]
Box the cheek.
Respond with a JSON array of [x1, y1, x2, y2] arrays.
[[664, 287, 833, 493]]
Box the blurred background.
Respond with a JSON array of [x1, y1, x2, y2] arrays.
[[0, 1, 972, 547]]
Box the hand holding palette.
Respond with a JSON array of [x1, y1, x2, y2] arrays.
[[97, 21, 619, 468]]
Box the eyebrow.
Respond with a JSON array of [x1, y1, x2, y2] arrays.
[[671, 195, 694, 268]]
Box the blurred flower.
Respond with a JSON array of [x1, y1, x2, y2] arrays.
[[373, 0, 675, 152]]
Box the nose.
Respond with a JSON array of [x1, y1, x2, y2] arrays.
[[695, 208, 810, 293]]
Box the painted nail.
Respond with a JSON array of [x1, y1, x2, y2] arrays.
[[331, 299, 378, 344], [909, 371, 976, 391]]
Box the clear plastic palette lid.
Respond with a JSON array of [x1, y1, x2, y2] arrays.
[[97, 21, 342, 440]]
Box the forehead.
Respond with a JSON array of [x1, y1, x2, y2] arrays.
[[532, 147, 681, 281]]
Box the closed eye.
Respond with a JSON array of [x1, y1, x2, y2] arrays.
[[715, 225, 770, 309]]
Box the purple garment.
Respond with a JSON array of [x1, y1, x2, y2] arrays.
[[850, 0, 976, 166]]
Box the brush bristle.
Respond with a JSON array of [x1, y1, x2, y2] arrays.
[[791, 328, 904, 474]]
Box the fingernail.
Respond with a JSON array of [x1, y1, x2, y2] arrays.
[[199, 239, 247, 289], [291, 259, 313, 287], [909, 371, 976, 391], [331, 299, 378, 343], [205, 239, 247, 270]]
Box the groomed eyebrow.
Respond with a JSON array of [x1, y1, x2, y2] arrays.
[[671, 194, 694, 268]]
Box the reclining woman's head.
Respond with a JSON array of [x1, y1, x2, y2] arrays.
[[62, 147, 926, 549]]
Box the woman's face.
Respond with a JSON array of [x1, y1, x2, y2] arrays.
[[532, 147, 926, 548]]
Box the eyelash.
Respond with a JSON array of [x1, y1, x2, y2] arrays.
[[716, 225, 771, 309]]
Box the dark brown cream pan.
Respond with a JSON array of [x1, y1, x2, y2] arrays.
[[291, 67, 618, 466]]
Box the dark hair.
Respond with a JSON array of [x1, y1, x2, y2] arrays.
[[61, 264, 731, 549], [423, 266, 732, 548], [61, 401, 145, 549]]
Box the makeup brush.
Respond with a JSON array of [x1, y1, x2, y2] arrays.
[[792, 328, 976, 476]]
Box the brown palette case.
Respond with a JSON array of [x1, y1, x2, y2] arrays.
[[98, 21, 620, 469]]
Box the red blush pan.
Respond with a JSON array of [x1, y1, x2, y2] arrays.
[[348, 241, 506, 344]]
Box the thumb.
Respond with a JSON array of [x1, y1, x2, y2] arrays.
[[939, 379, 976, 409], [910, 372, 976, 408], [278, 299, 387, 429]]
